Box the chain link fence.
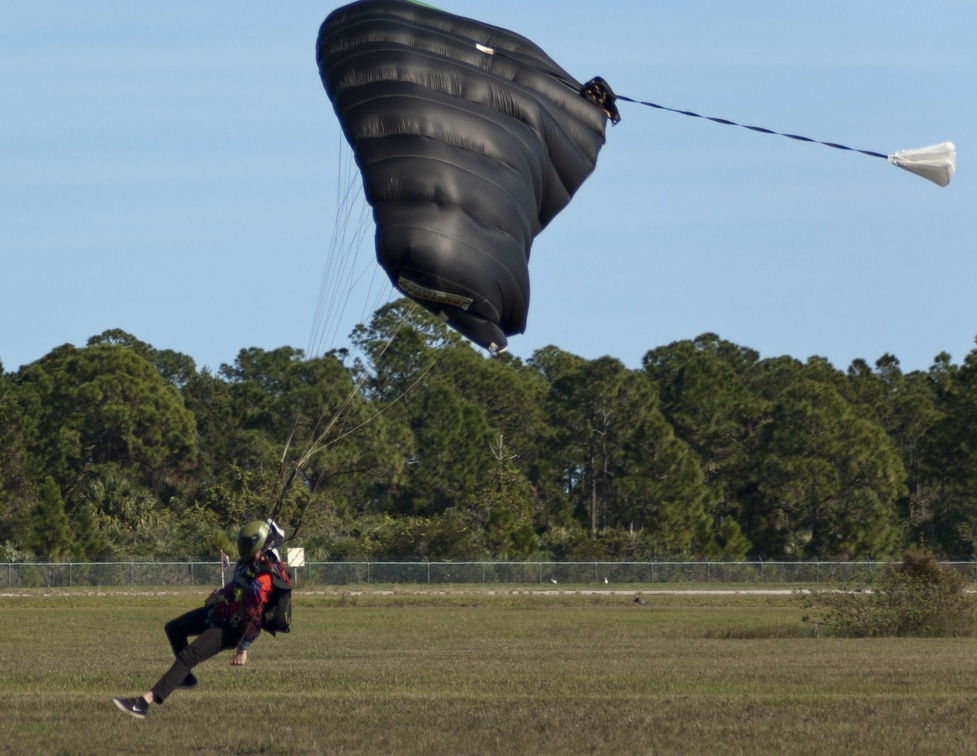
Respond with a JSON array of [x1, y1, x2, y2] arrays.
[[4, 559, 977, 589]]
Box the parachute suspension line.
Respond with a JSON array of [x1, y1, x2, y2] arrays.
[[281, 144, 372, 518], [285, 322, 446, 544], [307, 136, 395, 365], [273, 136, 409, 531], [617, 94, 955, 187], [313, 342, 444, 454], [269, 302, 422, 528], [296, 301, 416, 471], [306, 138, 376, 361], [272, 430, 295, 509]]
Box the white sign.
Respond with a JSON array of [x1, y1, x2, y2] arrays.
[[286, 547, 305, 567]]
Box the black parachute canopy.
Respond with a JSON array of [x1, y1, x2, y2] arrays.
[[317, 0, 617, 352]]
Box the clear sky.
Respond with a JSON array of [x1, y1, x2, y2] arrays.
[[2, 1, 973, 375]]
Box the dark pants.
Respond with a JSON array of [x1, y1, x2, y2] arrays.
[[150, 606, 239, 703]]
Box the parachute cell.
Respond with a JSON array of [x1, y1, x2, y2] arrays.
[[317, 0, 616, 351]]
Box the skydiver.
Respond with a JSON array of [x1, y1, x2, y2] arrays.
[[112, 519, 288, 719]]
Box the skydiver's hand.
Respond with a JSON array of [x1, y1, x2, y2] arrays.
[[204, 588, 220, 606], [231, 649, 248, 666]]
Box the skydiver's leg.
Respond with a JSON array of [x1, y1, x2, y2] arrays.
[[150, 625, 237, 704], [163, 605, 213, 688], [164, 605, 211, 656], [113, 607, 218, 716]]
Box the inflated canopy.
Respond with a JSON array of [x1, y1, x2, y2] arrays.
[[317, 0, 617, 351]]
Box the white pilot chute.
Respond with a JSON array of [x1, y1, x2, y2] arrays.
[[888, 142, 956, 187]]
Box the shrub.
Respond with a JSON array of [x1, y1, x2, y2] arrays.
[[800, 549, 977, 637]]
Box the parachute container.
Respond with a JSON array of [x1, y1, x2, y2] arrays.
[[317, 0, 616, 351]]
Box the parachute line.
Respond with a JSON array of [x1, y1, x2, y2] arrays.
[[271, 302, 441, 537], [307, 136, 394, 364], [617, 94, 955, 186], [272, 136, 403, 531], [617, 94, 887, 159]]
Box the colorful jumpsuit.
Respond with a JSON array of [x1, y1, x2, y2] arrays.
[[150, 557, 272, 704]]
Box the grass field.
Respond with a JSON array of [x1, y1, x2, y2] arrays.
[[3, 586, 977, 755]]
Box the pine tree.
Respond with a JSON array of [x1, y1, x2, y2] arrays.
[[28, 477, 73, 560], [70, 503, 110, 560]]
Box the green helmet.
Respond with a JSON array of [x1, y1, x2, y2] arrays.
[[236, 518, 286, 560], [237, 520, 271, 560]]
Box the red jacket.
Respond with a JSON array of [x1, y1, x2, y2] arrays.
[[214, 556, 274, 641]]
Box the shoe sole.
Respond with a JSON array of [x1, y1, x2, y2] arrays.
[[113, 697, 147, 719]]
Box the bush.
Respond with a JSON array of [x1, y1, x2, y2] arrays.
[[800, 549, 977, 637]]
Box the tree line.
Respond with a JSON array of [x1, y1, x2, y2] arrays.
[[3, 300, 977, 562]]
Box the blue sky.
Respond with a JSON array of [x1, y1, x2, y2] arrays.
[[2, 1, 973, 375]]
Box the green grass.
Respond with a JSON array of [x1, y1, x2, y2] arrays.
[[3, 587, 977, 754]]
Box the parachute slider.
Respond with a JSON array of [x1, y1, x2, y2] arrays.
[[398, 276, 473, 310], [888, 142, 956, 187], [398, 276, 508, 352]]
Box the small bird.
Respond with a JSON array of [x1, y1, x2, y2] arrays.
[[550, 578, 558, 584], [633, 596, 647, 605], [603, 577, 609, 584]]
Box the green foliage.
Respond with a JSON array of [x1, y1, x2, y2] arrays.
[[70, 503, 112, 561], [456, 440, 538, 559], [400, 382, 492, 514], [713, 516, 752, 559], [87, 329, 197, 389], [13, 343, 197, 495], [27, 477, 72, 560], [802, 549, 977, 637], [308, 512, 477, 560], [755, 379, 905, 557], [0, 368, 32, 545], [166, 504, 228, 560], [6, 311, 977, 561]]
